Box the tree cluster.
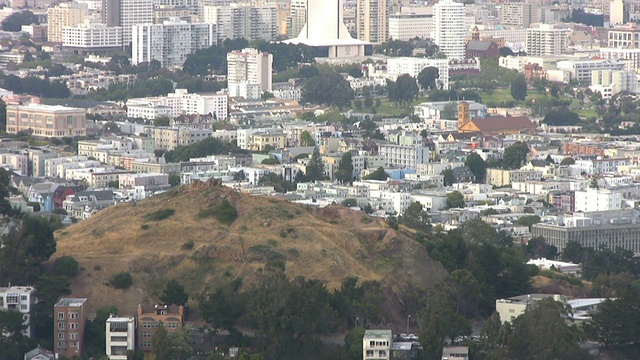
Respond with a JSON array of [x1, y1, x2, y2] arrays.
[[301, 71, 354, 110], [387, 75, 419, 107], [164, 138, 246, 163], [1, 10, 38, 31], [2, 75, 71, 98]]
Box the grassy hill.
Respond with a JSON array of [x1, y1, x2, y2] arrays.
[[54, 180, 447, 325]]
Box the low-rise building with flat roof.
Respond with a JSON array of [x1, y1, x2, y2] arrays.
[[6, 103, 86, 138]]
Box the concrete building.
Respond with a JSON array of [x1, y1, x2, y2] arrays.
[[288, 0, 307, 38], [363, 329, 392, 360], [499, 1, 540, 28], [118, 173, 169, 188], [6, 103, 86, 138], [388, 11, 432, 41], [47, 3, 85, 43], [496, 294, 564, 323], [485, 168, 542, 187], [153, 4, 191, 23], [607, 23, 640, 49], [132, 19, 217, 68], [574, 187, 623, 212], [599, 47, 640, 72], [227, 48, 273, 100], [248, 131, 286, 151], [54, 298, 88, 359], [105, 315, 135, 360], [102, 0, 153, 45], [127, 89, 228, 120], [556, 59, 627, 83], [356, 0, 387, 44], [283, 0, 372, 58], [434, 0, 466, 60], [378, 144, 429, 169], [62, 23, 122, 51], [0, 286, 36, 337], [386, 57, 449, 89], [137, 305, 184, 353], [589, 69, 638, 99], [152, 126, 213, 151], [525, 24, 569, 56], [203, 4, 277, 42], [610, 0, 624, 25]]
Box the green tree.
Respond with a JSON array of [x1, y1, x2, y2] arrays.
[[446, 191, 465, 209], [363, 167, 388, 181], [169, 174, 181, 186], [510, 75, 528, 101], [515, 215, 541, 230], [199, 280, 245, 332], [152, 323, 174, 360], [465, 153, 487, 183], [53, 256, 79, 278], [417, 66, 440, 91], [345, 327, 366, 360], [542, 107, 581, 126], [441, 168, 455, 186], [502, 141, 529, 170], [85, 306, 118, 357], [336, 152, 354, 184], [306, 147, 325, 181], [153, 116, 171, 127], [301, 72, 355, 109], [560, 157, 575, 165], [1, 11, 38, 31], [388, 74, 419, 107], [300, 130, 315, 146], [160, 279, 189, 306], [440, 102, 458, 119], [400, 202, 431, 232]]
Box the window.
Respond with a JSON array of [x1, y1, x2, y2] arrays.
[[70, 333, 78, 340], [20, 295, 27, 301], [366, 350, 374, 357], [58, 332, 65, 340], [70, 323, 78, 329], [58, 322, 65, 330], [70, 312, 78, 319], [58, 312, 64, 320], [21, 304, 27, 310], [142, 341, 151, 347], [57, 341, 65, 349]]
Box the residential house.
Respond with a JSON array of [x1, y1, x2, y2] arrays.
[[24, 346, 55, 360], [451, 166, 476, 183], [363, 330, 392, 360], [441, 345, 469, 360], [0, 286, 36, 337], [27, 182, 59, 212], [62, 190, 116, 220], [106, 315, 135, 360]]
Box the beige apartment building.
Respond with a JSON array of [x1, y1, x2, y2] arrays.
[[47, 3, 85, 43], [6, 103, 86, 138], [248, 131, 286, 151], [54, 298, 88, 359], [137, 305, 184, 353]]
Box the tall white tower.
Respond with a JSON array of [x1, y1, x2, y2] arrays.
[[434, 0, 466, 60]]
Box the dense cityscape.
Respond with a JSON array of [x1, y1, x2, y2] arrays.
[[0, 0, 639, 359]]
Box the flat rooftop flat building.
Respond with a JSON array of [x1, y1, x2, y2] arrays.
[[6, 103, 86, 138]]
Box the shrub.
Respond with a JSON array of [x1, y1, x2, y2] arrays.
[[144, 208, 175, 221], [93, 265, 101, 271], [140, 224, 150, 230], [53, 208, 67, 215], [109, 272, 133, 289], [181, 240, 194, 250], [198, 200, 238, 225], [54, 256, 79, 277]]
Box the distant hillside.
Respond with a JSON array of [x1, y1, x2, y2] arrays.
[[54, 180, 447, 325]]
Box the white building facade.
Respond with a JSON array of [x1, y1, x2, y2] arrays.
[[0, 286, 36, 337], [386, 57, 449, 89], [525, 24, 569, 56], [127, 89, 228, 120], [227, 48, 273, 99], [433, 0, 466, 60], [62, 23, 123, 50], [105, 316, 135, 360]]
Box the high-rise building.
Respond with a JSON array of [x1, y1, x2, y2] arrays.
[[47, 3, 85, 43], [0, 286, 36, 338], [525, 23, 568, 56], [610, 0, 625, 25], [356, 0, 388, 44], [227, 48, 273, 99], [388, 8, 433, 41], [101, 0, 153, 45], [132, 18, 217, 67], [106, 315, 136, 360], [203, 4, 277, 41], [54, 298, 88, 359], [499, 1, 540, 28], [434, 0, 466, 60], [288, 0, 306, 37]]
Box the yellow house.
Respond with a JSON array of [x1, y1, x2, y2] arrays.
[[249, 132, 286, 151]]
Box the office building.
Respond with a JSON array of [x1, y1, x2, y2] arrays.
[[137, 305, 184, 353], [388, 11, 433, 41], [556, 59, 627, 83], [127, 88, 228, 120], [433, 0, 466, 60], [499, 1, 540, 28], [386, 57, 449, 89], [47, 3, 85, 43], [102, 0, 153, 45], [62, 23, 122, 51], [607, 23, 640, 49], [526, 24, 569, 56], [574, 187, 623, 212], [106, 315, 136, 360], [6, 103, 87, 138], [132, 18, 217, 67], [363, 330, 392, 360], [378, 144, 430, 169], [153, 5, 191, 23], [203, 4, 277, 42], [599, 48, 640, 71], [227, 48, 273, 99], [356, 0, 387, 44], [590, 69, 638, 99], [54, 298, 88, 359], [0, 286, 36, 337], [288, 0, 306, 37]]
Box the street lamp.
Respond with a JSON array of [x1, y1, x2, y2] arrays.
[[355, 317, 360, 328], [406, 315, 412, 334]]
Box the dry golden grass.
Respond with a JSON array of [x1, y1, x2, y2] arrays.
[[54, 182, 447, 318]]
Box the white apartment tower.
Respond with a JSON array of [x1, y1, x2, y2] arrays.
[[434, 0, 466, 60], [0, 286, 36, 338], [227, 48, 273, 100], [102, 0, 153, 45], [525, 23, 569, 56], [357, 0, 388, 44], [132, 18, 217, 67], [47, 3, 85, 43], [105, 315, 135, 360]]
